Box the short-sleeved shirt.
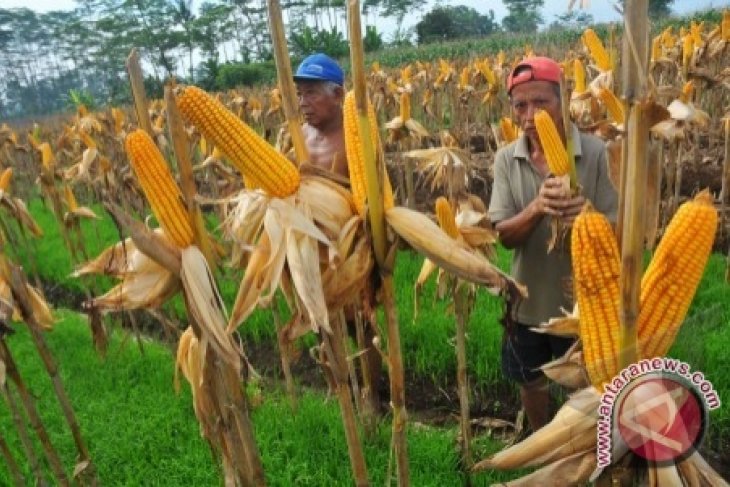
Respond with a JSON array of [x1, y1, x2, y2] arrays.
[[488, 125, 618, 326]]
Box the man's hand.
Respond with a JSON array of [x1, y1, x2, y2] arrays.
[[534, 177, 585, 223]]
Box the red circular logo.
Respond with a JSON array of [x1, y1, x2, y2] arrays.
[[616, 374, 705, 462]]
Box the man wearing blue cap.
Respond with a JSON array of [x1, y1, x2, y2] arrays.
[[294, 53, 385, 414], [293, 53, 349, 177]]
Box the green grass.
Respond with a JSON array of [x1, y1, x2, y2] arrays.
[[0, 312, 510, 486]]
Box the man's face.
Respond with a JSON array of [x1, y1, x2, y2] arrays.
[[296, 80, 343, 129], [509, 80, 562, 140]]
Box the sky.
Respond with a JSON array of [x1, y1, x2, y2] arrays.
[[1, 0, 728, 37]]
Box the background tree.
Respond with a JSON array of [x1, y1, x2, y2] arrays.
[[380, 0, 427, 44], [548, 9, 594, 31], [415, 5, 498, 44], [620, 0, 674, 18], [502, 0, 544, 33]]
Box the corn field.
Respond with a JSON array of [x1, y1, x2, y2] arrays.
[[0, 6, 729, 486]]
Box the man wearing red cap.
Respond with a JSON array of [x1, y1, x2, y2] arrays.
[[294, 53, 349, 177], [488, 56, 617, 431]]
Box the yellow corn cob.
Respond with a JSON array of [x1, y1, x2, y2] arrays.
[[79, 130, 97, 150], [638, 190, 717, 358], [64, 185, 78, 212], [99, 156, 111, 174], [534, 110, 569, 176], [458, 67, 470, 90], [680, 81, 694, 103], [124, 129, 195, 248], [572, 203, 620, 387], [682, 34, 694, 71], [690, 21, 703, 47], [499, 117, 519, 143], [573, 59, 586, 93], [399, 91, 411, 121], [39, 143, 55, 170], [175, 86, 299, 198], [435, 197, 459, 239], [723, 10, 730, 41], [111, 108, 125, 135], [582, 28, 612, 72], [422, 88, 433, 108], [0, 168, 12, 191], [597, 89, 625, 124], [651, 35, 663, 62], [343, 91, 394, 217]]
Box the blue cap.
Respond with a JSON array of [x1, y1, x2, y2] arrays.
[[294, 53, 344, 86]]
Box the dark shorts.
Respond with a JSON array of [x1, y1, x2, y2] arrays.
[[502, 323, 575, 384]]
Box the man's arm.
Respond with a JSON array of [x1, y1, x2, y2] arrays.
[[496, 177, 576, 248]]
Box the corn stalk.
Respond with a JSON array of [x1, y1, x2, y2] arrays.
[[348, 1, 409, 485], [1, 256, 98, 485], [1, 379, 43, 485], [617, 0, 650, 373], [722, 118, 730, 281], [320, 312, 369, 486], [125, 49, 153, 139], [0, 432, 24, 486], [453, 283, 472, 470], [266, 0, 309, 165], [0, 340, 69, 485]]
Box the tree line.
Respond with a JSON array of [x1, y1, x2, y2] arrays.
[[0, 0, 674, 119]]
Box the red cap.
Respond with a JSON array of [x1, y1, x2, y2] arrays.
[[507, 56, 562, 93]]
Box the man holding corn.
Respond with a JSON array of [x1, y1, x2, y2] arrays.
[[488, 57, 617, 431], [293, 53, 349, 177]]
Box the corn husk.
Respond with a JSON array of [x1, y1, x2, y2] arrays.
[[474, 387, 599, 471], [386, 206, 525, 298]]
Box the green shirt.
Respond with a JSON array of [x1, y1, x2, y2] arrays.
[[488, 125, 618, 325]]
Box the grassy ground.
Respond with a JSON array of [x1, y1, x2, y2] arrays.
[[2, 196, 730, 483], [0, 311, 511, 486]]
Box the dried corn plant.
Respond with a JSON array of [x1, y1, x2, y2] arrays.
[[0, 250, 98, 486]]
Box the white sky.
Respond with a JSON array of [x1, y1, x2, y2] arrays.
[[1, 0, 728, 36]]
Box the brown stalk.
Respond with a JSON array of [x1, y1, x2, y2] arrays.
[[272, 303, 297, 412], [1, 382, 43, 485], [454, 285, 472, 471], [176, 256, 265, 487], [618, 0, 650, 371], [266, 0, 309, 165], [0, 431, 25, 486], [354, 311, 377, 437], [348, 1, 409, 484], [320, 314, 369, 487], [125, 49, 154, 138], [404, 157, 416, 209], [3, 259, 98, 485], [0, 341, 69, 486], [672, 141, 684, 217], [723, 119, 730, 281]]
